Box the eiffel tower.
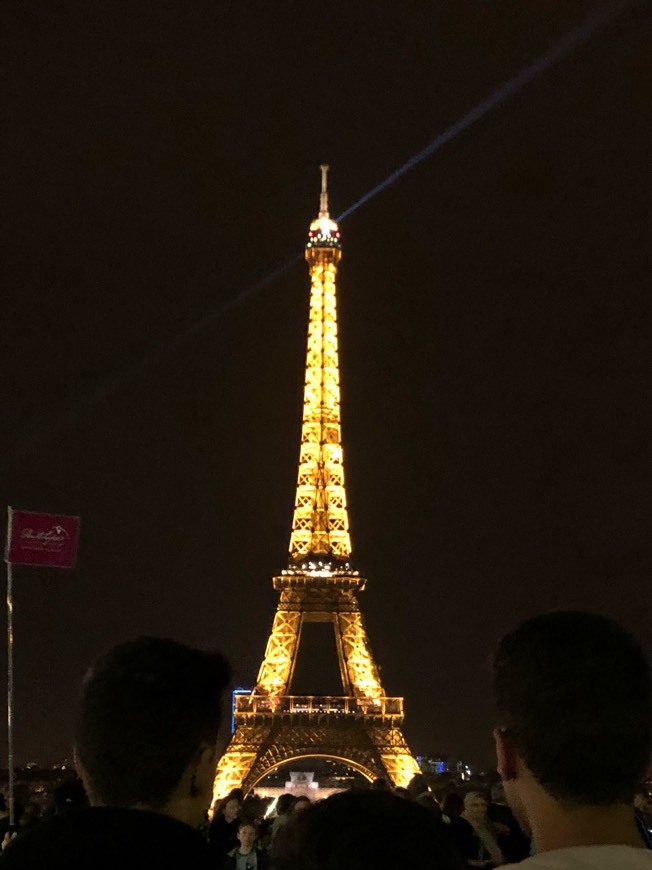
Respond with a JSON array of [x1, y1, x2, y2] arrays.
[[212, 166, 420, 801]]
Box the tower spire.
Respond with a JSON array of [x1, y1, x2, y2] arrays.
[[319, 163, 330, 218], [288, 166, 350, 566]]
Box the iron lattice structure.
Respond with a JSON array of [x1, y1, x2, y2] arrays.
[[212, 167, 419, 801]]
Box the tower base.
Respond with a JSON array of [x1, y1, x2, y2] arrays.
[[213, 715, 420, 800]]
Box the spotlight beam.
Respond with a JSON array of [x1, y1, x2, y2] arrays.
[[3, 0, 636, 466]]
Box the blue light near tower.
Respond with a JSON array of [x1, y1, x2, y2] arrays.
[[231, 687, 251, 734]]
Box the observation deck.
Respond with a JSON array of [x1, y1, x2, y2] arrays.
[[274, 568, 365, 593], [233, 694, 404, 725]]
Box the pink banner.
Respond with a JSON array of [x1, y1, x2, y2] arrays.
[[6, 509, 80, 568]]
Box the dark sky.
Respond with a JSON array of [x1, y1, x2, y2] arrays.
[[1, 1, 650, 770]]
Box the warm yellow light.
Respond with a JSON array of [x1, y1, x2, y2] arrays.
[[338, 612, 383, 699], [210, 168, 420, 803], [211, 749, 257, 808], [309, 216, 339, 236], [289, 252, 351, 562], [255, 609, 300, 695], [382, 753, 421, 789]]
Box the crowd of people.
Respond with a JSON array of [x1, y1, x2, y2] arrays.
[[0, 610, 650, 868], [205, 776, 535, 869]]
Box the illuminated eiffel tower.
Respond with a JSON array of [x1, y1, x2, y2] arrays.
[[212, 166, 420, 800]]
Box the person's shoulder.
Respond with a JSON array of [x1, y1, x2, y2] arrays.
[[0, 806, 214, 869], [449, 815, 471, 827], [449, 815, 474, 835], [0, 810, 90, 865], [501, 845, 652, 869]]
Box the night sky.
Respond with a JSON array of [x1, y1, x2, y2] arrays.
[[2, 1, 651, 770]]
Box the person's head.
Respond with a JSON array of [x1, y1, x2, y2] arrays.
[[74, 636, 231, 826], [292, 795, 311, 813], [634, 791, 647, 810], [237, 821, 256, 851], [371, 777, 389, 791], [51, 777, 89, 814], [19, 802, 41, 825], [492, 611, 651, 823], [490, 781, 506, 805], [406, 772, 428, 799], [414, 791, 443, 821], [463, 791, 488, 823], [271, 790, 463, 870], [222, 797, 241, 822], [441, 791, 464, 821], [634, 788, 652, 816], [277, 793, 296, 816]]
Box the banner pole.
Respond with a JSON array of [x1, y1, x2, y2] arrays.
[[6, 506, 14, 828]]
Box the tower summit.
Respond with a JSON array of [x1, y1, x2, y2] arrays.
[[289, 163, 351, 566]]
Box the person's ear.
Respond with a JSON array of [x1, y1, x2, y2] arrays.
[[494, 728, 518, 781], [189, 743, 218, 799]]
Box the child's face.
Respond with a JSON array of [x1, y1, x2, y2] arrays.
[[238, 824, 256, 850]]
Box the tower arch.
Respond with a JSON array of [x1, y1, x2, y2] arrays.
[[248, 753, 377, 794]]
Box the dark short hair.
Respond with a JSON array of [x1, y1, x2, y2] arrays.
[[272, 790, 462, 870], [493, 611, 652, 805], [276, 793, 296, 815], [441, 792, 463, 819], [75, 636, 231, 807]]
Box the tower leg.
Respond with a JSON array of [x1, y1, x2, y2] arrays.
[[212, 725, 273, 804], [368, 725, 421, 789], [337, 611, 383, 700], [254, 610, 301, 695]]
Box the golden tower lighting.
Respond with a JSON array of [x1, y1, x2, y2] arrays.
[[211, 167, 419, 803], [289, 164, 351, 563]]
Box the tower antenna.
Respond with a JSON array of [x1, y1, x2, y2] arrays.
[[319, 163, 330, 218]]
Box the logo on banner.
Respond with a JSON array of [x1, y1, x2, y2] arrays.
[[20, 524, 70, 550], [6, 510, 80, 568]]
